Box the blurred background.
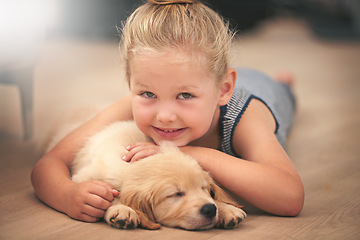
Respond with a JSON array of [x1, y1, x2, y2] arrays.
[[0, 0, 360, 140], [1, 2, 360, 238]]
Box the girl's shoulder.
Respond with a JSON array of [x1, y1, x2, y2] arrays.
[[219, 86, 277, 158], [219, 87, 251, 156], [231, 98, 279, 160]]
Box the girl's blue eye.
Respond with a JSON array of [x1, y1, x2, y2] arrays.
[[141, 91, 156, 98], [178, 92, 192, 100]]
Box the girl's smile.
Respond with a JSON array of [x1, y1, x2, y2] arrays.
[[152, 126, 187, 139]]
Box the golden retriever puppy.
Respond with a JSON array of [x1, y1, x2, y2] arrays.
[[71, 121, 246, 230]]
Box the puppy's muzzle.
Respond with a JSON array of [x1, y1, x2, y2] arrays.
[[200, 204, 217, 219]]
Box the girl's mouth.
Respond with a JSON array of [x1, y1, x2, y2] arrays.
[[152, 126, 187, 139]]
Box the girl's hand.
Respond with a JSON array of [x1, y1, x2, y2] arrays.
[[65, 180, 119, 222], [122, 142, 160, 163]]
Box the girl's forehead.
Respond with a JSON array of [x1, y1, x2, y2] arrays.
[[128, 48, 221, 87], [131, 49, 216, 78], [132, 47, 207, 65], [129, 51, 218, 90]]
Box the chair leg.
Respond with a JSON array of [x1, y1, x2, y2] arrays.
[[13, 67, 34, 141]]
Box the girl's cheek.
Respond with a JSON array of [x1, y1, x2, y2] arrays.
[[133, 106, 153, 122]]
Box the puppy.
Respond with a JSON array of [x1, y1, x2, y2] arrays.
[[71, 121, 246, 230]]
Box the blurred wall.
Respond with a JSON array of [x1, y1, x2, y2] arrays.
[[1, 0, 359, 139]]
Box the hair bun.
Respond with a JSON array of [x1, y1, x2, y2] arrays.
[[148, 0, 196, 5]]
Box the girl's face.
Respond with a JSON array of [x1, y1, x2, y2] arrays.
[[129, 51, 224, 147]]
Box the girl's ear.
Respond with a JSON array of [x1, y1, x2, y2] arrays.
[[218, 68, 236, 106]]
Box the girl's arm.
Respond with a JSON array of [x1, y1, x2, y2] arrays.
[[182, 147, 304, 216], [31, 94, 133, 222], [183, 99, 304, 216]]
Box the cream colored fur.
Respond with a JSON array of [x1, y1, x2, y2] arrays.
[[69, 121, 246, 230]]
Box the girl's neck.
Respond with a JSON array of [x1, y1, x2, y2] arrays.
[[188, 107, 221, 149]]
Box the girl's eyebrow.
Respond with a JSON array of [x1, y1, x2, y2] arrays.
[[133, 82, 150, 88], [134, 81, 200, 91], [179, 85, 200, 91]]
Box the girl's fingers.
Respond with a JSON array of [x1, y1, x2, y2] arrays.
[[122, 143, 159, 162], [78, 213, 100, 223], [91, 181, 118, 201], [126, 142, 155, 151], [82, 203, 106, 218], [86, 193, 112, 211], [129, 148, 159, 163]]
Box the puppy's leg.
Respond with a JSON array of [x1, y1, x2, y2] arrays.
[[210, 181, 246, 228], [215, 201, 247, 229], [104, 198, 140, 229]]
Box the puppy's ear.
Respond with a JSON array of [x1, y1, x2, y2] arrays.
[[127, 198, 161, 230], [210, 181, 243, 208]]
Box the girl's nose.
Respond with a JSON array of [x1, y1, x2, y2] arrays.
[[156, 106, 177, 123]]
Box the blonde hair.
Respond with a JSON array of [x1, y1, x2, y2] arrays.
[[120, 0, 234, 84]]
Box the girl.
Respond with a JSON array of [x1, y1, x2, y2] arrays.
[[31, 0, 304, 223]]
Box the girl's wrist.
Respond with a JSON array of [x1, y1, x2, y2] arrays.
[[55, 178, 77, 214]]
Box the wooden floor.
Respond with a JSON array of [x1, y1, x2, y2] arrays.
[[1, 18, 360, 239]]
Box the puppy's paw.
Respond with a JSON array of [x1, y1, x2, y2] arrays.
[[105, 204, 140, 229], [215, 202, 247, 229]]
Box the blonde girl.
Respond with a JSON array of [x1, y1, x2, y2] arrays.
[[32, 0, 304, 222]]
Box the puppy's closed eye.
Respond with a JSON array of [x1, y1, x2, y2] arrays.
[[210, 189, 215, 199], [168, 191, 185, 198]]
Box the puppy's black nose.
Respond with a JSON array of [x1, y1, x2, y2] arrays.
[[200, 204, 217, 218]]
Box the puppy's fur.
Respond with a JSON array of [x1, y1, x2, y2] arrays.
[[69, 121, 246, 230]]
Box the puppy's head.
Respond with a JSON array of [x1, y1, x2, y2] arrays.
[[119, 146, 221, 230]]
